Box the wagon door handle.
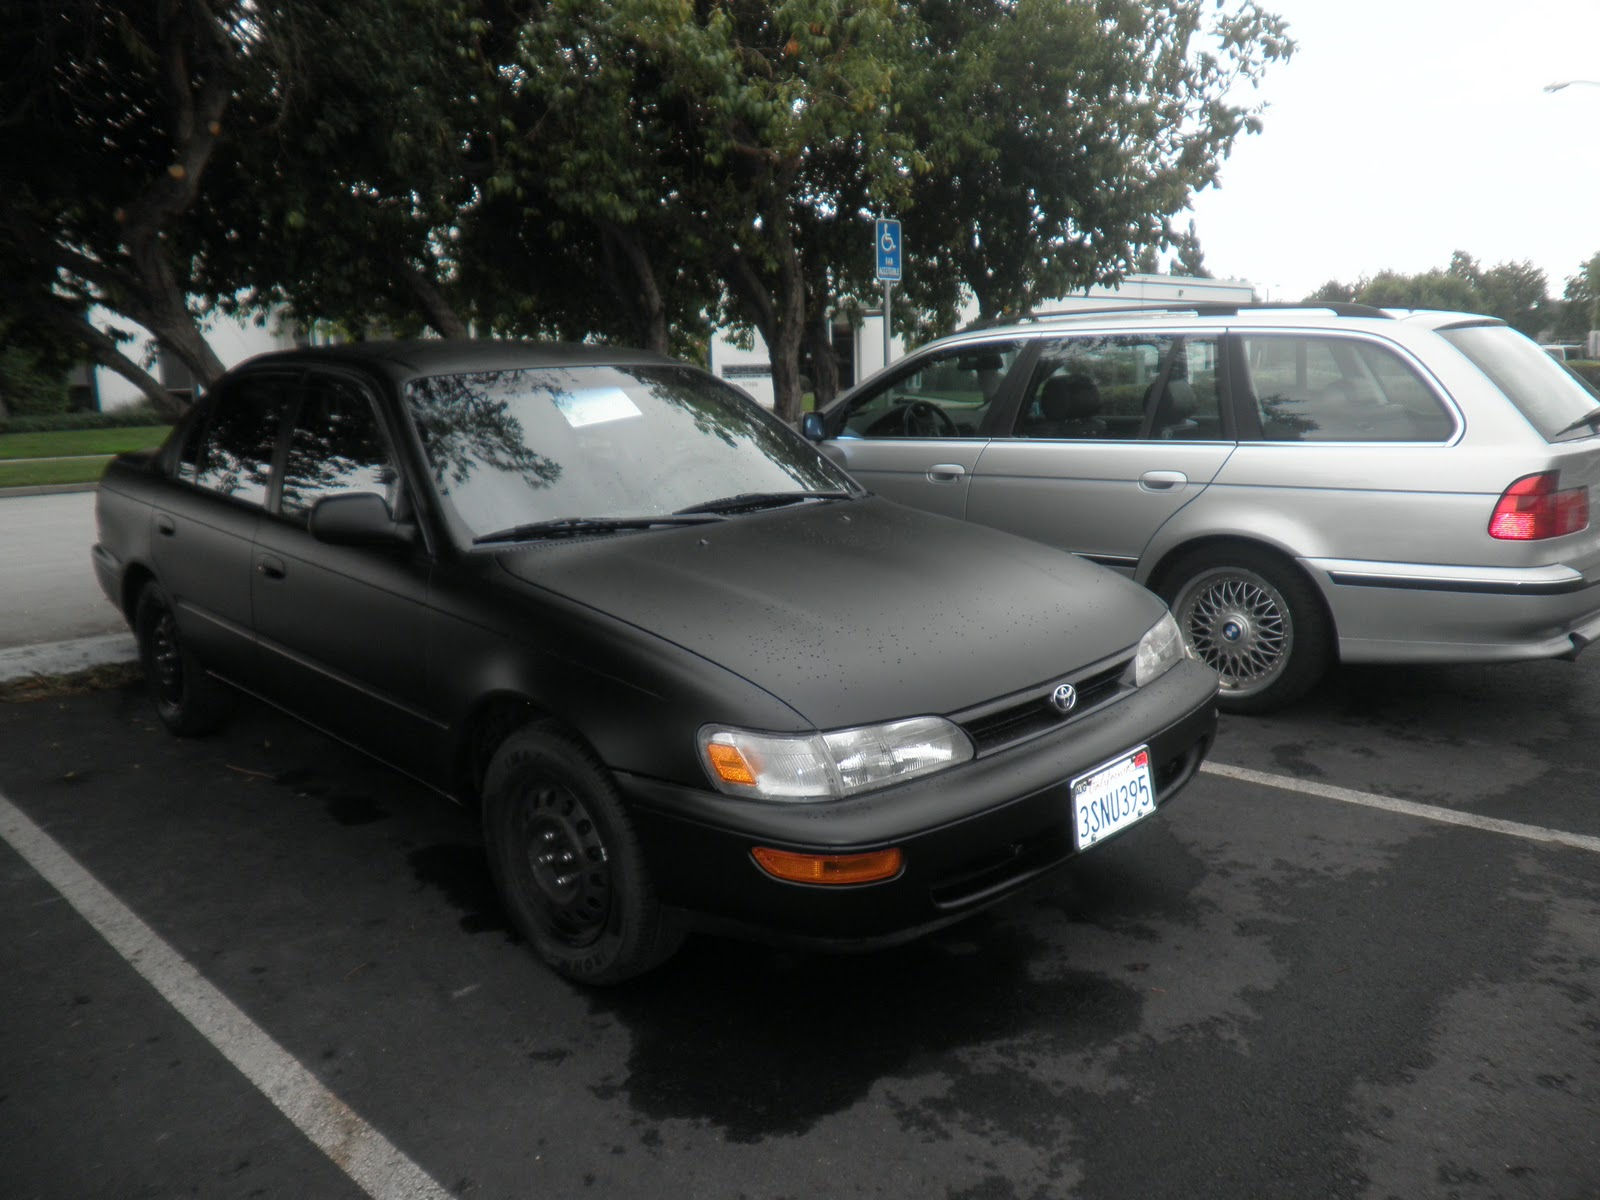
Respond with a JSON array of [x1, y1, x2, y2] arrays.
[[1139, 470, 1188, 492], [927, 463, 967, 483], [256, 554, 286, 581], [156, 514, 176, 536]]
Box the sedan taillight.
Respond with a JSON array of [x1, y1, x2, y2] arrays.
[[1488, 472, 1589, 540]]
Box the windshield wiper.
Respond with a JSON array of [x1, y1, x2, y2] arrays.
[[472, 514, 724, 546], [673, 490, 856, 516], [1555, 408, 1600, 438]]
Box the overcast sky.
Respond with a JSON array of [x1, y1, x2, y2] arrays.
[[1184, 0, 1600, 301]]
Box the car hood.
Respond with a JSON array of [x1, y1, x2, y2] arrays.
[[494, 497, 1167, 729]]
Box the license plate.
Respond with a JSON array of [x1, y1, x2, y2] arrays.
[[1071, 746, 1155, 850]]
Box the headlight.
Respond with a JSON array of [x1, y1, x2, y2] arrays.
[[699, 716, 974, 801], [1131, 611, 1189, 686]]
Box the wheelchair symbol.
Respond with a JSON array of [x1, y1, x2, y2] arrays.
[[880, 229, 898, 252]]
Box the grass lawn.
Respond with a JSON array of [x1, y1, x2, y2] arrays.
[[0, 456, 114, 489], [0, 425, 171, 461]]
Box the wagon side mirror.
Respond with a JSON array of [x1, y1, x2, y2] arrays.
[[801, 412, 827, 442], [309, 492, 416, 548]]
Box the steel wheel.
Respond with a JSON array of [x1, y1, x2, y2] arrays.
[[517, 780, 613, 948], [134, 582, 235, 736], [482, 723, 684, 983]]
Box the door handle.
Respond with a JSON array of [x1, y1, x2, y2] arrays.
[[156, 514, 176, 536], [257, 555, 287, 580], [1139, 470, 1188, 492], [927, 463, 967, 483]]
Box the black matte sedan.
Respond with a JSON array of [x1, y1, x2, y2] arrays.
[[92, 340, 1218, 982]]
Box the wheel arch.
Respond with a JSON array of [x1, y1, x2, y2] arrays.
[[120, 562, 158, 624], [1144, 533, 1334, 636], [451, 690, 596, 810]]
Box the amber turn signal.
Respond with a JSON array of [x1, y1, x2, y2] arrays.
[[751, 846, 904, 885]]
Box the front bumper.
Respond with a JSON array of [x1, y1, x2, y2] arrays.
[[619, 658, 1217, 947]]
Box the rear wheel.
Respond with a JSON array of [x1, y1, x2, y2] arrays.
[[1160, 546, 1332, 714], [482, 724, 683, 984], [133, 583, 235, 736]]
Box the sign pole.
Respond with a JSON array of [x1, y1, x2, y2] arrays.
[[874, 217, 902, 371], [883, 281, 892, 369]]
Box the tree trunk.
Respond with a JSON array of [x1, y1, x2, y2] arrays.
[[599, 223, 669, 355], [804, 314, 840, 409], [53, 310, 184, 416], [396, 257, 470, 339], [721, 219, 809, 424]]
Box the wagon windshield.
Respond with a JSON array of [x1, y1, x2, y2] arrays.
[[404, 365, 858, 547]]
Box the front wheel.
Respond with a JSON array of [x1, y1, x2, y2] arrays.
[[133, 583, 235, 736], [1159, 547, 1332, 714], [482, 724, 684, 984]]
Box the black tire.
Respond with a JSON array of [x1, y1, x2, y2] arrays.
[[133, 582, 236, 736], [1158, 545, 1332, 714], [482, 723, 684, 984]]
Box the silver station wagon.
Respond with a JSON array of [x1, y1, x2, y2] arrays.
[[803, 304, 1600, 711]]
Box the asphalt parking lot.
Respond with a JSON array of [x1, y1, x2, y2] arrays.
[[3, 657, 1599, 1200]]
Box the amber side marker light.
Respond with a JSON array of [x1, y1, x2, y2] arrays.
[[751, 846, 904, 885], [706, 741, 757, 786]]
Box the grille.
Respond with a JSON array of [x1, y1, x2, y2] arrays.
[[957, 659, 1130, 755]]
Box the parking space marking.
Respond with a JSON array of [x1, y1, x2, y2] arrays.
[[1203, 762, 1600, 856], [0, 789, 452, 1200]]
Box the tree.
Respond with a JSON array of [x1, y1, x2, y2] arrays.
[[1554, 252, 1600, 344], [484, 0, 919, 422], [0, 1, 251, 410], [895, 0, 1290, 328], [0, 0, 484, 411], [1171, 220, 1211, 279]]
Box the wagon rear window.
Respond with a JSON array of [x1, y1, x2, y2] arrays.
[[1440, 323, 1600, 441]]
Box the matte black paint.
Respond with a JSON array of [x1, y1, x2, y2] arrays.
[[93, 339, 1218, 945]]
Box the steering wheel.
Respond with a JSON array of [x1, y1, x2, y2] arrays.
[[902, 400, 959, 437]]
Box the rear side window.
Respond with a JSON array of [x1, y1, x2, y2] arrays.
[[190, 376, 292, 505], [1439, 324, 1600, 441], [1239, 335, 1454, 442]]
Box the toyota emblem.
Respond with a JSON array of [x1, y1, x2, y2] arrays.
[[1049, 682, 1077, 714]]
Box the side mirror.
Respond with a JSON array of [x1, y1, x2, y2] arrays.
[[309, 492, 416, 548], [800, 412, 827, 442]]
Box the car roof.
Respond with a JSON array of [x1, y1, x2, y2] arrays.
[[929, 304, 1505, 350], [235, 338, 680, 381]]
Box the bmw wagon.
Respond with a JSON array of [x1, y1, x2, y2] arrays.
[[804, 304, 1600, 711]]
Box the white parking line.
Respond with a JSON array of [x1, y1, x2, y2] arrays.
[[0, 790, 452, 1200], [1202, 761, 1600, 856]]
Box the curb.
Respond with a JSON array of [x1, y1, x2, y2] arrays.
[[0, 632, 139, 683], [0, 483, 99, 497]]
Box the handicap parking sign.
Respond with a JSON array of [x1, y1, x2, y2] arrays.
[[875, 219, 902, 282]]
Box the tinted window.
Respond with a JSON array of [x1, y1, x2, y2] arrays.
[[1013, 335, 1224, 440], [1240, 335, 1454, 442], [405, 365, 856, 545], [192, 376, 291, 505], [280, 376, 402, 526], [1440, 324, 1600, 441], [837, 342, 1022, 438]]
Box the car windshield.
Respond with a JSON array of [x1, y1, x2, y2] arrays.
[[1439, 323, 1600, 441], [404, 364, 859, 546]]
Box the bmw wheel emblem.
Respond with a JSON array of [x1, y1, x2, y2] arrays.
[[1049, 682, 1078, 714]]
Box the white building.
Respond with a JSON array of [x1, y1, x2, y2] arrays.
[[94, 310, 300, 410], [708, 273, 1258, 408]]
